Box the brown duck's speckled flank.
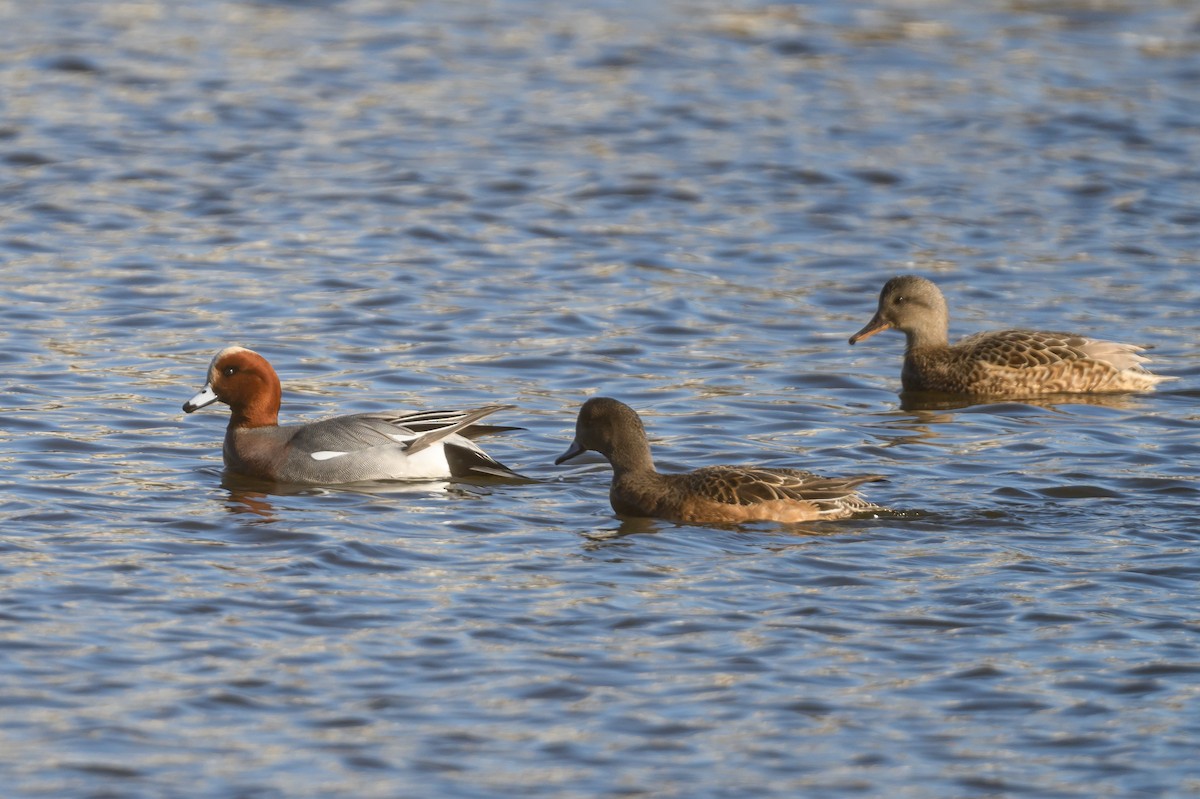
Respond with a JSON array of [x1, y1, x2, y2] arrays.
[[555, 397, 884, 525], [849, 275, 1169, 396]]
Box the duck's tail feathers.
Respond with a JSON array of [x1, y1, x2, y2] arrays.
[[382, 406, 522, 440], [443, 442, 527, 480], [403, 405, 514, 456]]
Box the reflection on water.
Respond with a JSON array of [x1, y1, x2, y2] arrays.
[[898, 390, 1152, 413], [219, 473, 495, 520], [1, 0, 1199, 797], [223, 486, 279, 521], [863, 409, 954, 448]]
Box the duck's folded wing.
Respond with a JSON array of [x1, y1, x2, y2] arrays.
[[683, 467, 883, 506], [290, 405, 516, 453], [365, 407, 522, 439], [283, 406, 521, 481], [285, 414, 411, 454], [957, 330, 1152, 371]]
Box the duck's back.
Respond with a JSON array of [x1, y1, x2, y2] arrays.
[[905, 329, 1164, 395], [612, 466, 882, 524]]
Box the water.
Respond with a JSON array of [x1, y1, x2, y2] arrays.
[[2, 0, 1199, 796]]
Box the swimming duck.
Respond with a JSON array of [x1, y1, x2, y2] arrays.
[[183, 346, 521, 483], [849, 275, 1168, 396], [555, 397, 883, 524]]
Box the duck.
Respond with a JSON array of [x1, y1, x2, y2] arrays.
[[849, 275, 1168, 396], [182, 346, 522, 483], [555, 397, 883, 524]]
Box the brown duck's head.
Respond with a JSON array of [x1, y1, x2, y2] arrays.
[[555, 396, 651, 468], [849, 274, 949, 346], [182, 346, 282, 428]]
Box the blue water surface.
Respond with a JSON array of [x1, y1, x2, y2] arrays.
[[1, 1, 1199, 797]]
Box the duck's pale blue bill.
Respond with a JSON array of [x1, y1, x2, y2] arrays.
[[554, 439, 586, 465], [183, 384, 219, 413]]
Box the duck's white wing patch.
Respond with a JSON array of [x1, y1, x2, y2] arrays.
[[311, 450, 350, 461]]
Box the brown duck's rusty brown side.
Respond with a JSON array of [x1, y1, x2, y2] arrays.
[[556, 397, 884, 525]]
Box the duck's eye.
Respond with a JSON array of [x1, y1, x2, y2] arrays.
[[894, 295, 907, 304], [223, 366, 238, 377]]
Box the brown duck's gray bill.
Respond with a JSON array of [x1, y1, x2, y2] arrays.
[[849, 315, 891, 345], [554, 439, 586, 465]]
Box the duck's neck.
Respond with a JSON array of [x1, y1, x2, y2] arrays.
[[228, 391, 280, 429], [903, 317, 950, 354], [606, 438, 656, 478]]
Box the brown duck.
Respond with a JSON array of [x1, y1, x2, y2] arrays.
[[555, 397, 883, 525], [849, 275, 1168, 396]]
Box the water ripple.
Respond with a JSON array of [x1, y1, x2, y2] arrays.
[[1, 1, 1200, 797]]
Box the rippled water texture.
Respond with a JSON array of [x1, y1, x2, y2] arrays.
[[2, 1, 1199, 797]]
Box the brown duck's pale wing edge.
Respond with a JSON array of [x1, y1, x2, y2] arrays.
[[956, 330, 1153, 371], [955, 330, 1089, 367], [680, 467, 885, 506]]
